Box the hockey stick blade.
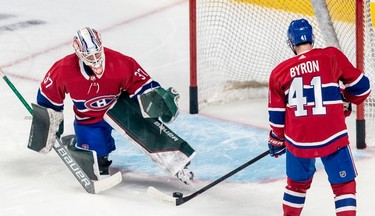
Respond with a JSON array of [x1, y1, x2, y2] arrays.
[[147, 186, 198, 206], [148, 150, 269, 206], [147, 186, 179, 205], [54, 140, 123, 194], [92, 171, 123, 194]]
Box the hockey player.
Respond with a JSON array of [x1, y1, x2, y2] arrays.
[[30, 27, 195, 185], [268, 19, 371, 216]]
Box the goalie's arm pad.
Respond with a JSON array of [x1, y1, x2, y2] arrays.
[[27, 103, 64, 154], [137, 87, 180, 123]]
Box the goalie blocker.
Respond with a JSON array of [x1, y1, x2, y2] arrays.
[[105, 92, 196, 177], [27, 103, 63, 153]]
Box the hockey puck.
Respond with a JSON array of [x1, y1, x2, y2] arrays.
[[172, 192, 183, 198]]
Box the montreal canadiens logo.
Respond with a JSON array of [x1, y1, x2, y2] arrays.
[[84, 95, 117, 111]]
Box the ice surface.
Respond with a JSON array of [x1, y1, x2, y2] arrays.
[[0, 0, 374, 215]]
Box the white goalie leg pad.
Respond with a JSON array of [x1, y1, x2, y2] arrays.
[[28, 103, 64, 154], [149, 150, 196, 177]]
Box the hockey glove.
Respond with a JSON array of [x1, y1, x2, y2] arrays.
[[341, 92, 352, 117], [160, 87, 180, 123], [138, 87, 180, 123], [268, 131, 286, 158], [28, 104, 64, 154]]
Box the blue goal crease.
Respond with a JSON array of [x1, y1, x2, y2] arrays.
[[110, 113, 372, 183]]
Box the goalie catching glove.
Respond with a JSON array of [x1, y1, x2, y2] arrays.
[[138, 87, 179, 123]]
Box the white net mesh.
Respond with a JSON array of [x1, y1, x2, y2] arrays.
[[195, 0, 375, 143], [197, 0, 375, 143]]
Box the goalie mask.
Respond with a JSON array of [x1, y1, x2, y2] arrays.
[[73, 27, 105, 77]]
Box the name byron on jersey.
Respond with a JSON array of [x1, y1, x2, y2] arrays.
[[268, 47, 371, 158]]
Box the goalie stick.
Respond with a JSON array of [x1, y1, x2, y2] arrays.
[[148, 150, 269, 206], [0, 68, 122, 194]]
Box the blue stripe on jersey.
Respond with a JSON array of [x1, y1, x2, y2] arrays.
[[132, 80, 161, 98], [345, 76, 371, 96], [73, 100, 88, 111], [283, 192, 306, 205], [286, 131, 348, 149], [335, 197, 356, 209], [286, 85, 341, 104], [269, 110, 285, 126], [36, 89, 64, 111]]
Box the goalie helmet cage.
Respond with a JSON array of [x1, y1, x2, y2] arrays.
[[189, 0, 375, 149]]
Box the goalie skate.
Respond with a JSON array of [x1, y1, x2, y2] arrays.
[[176, 167, 194, 186]]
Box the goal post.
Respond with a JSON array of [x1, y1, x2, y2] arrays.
[[356, 0, 366, 149], [189, 0, 375, 149], [189, 0, 199, 114]]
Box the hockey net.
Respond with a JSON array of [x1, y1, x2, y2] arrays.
[[190, 0, 375, 146]]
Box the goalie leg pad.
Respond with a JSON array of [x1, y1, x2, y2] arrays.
[[105, 92, 196, 176], [61, 135, 101, 180], [27, 103, 64, 154]]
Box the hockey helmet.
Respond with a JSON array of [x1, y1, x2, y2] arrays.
[[73, 27, 105, 77], [287, 18, 314, 47]]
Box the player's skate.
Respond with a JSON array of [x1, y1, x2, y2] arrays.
[[176, 167, 194, 186], [98, 156, 112, 176]]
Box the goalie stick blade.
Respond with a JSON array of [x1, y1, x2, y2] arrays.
[[92, 171, 123, 194], [147, 186, 180, 206]]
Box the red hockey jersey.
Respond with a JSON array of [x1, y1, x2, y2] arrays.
[[37, 48, 160, 125], [268, 47, 371, 158]]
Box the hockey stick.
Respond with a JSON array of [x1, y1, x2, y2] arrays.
[[0, 69, 122, 194], [148, 149, 269, 206]]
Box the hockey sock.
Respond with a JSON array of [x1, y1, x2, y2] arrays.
[[331, 180, 356, 216], [282, 177, 312, 216]]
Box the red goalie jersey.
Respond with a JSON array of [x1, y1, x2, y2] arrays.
[[268, 47, 371, 158], [37, 47, 160, 125]]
